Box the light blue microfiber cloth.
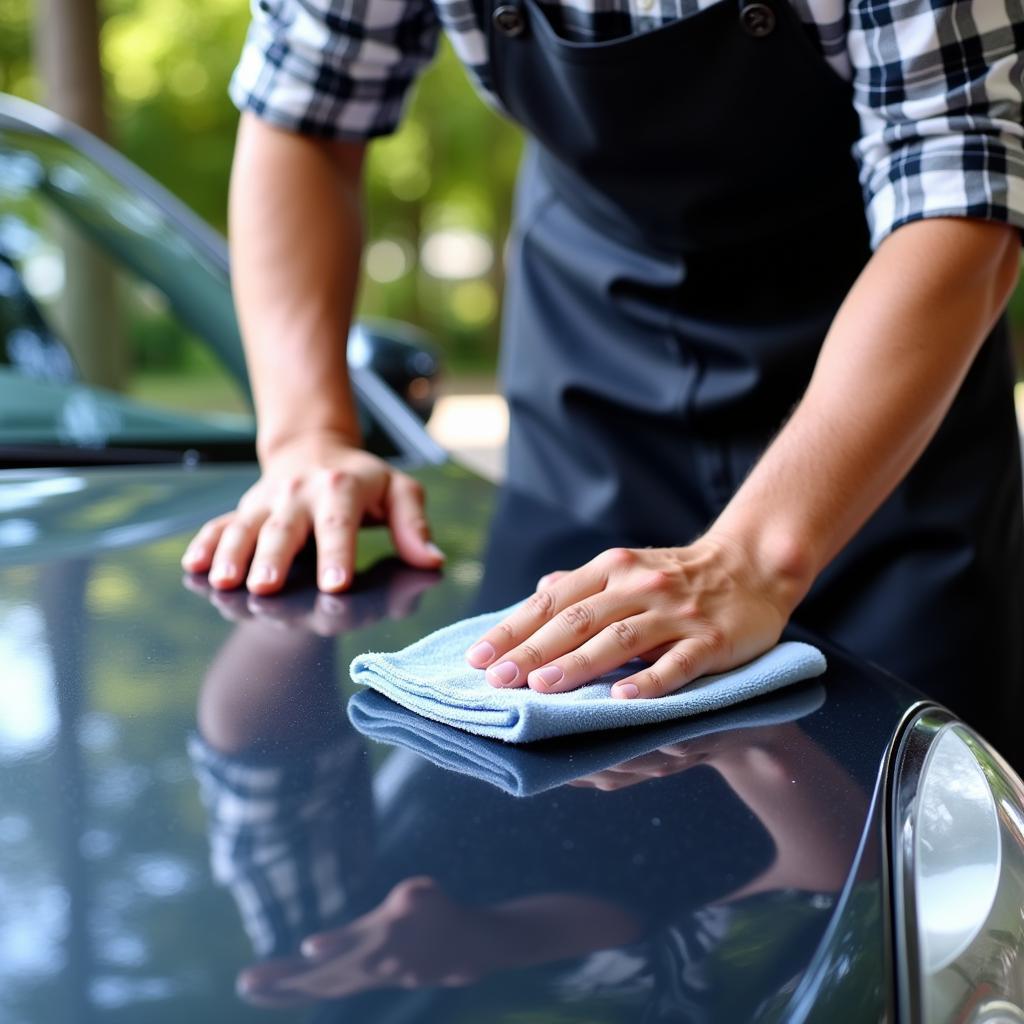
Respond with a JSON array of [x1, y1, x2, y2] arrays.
[[349, 603, 827, 743], [347, 682, 826, 796]]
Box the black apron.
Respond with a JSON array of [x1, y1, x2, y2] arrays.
[[481, 0, 1024, 749]]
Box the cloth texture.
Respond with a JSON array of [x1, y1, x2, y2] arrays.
[[347, 682, 825, 795], [230, 0, 1024, 247], [348, 604, 827, 743]]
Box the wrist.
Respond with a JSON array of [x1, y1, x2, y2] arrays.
[[702, 514, 820, 616], [256, 423, 363, 465]]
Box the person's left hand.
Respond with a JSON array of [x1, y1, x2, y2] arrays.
[[183, 557, 440, 636], [236, 877, 494, 1006], [464, 537, 804, 699]]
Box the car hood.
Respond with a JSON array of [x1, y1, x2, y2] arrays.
[[0, 461, 917, 1023]]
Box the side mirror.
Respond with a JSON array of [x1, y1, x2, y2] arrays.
[[348, 320, 442, 424]]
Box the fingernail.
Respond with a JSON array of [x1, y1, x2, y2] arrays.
[[425, 541, 445, 562], [182, 545, 202, 565], [531, 665, 564, 688], [613, 683, 640, 700], [466, 641, 495, 667], [210, 563, 236, 583], [322, 567, 347, 590], [236, 972, 279, 996], [250, 564, 277, 586], [487, 661, 519, 686]]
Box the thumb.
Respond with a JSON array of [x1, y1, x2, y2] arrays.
[[386, 474, 444, 569]]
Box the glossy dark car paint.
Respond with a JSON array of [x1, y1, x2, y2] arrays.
[[0, 462, 921, 1022]]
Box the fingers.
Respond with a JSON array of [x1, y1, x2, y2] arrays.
[[236, 958, 317, 1009], [611, 636, 723, 699], [386, 474, 445, 570], [465, 561, 610, 671], [245, 497, 312, 594], [181, 515, 232, 573], [482, 591, 649, 689], [520, 612, 673, 693], [207, 512, 269, 590], [185, 458, 441, 596], [300, 926, 360, 961], [311, 469, 361, 592]]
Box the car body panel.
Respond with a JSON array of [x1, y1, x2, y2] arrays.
[[0, 462, 918, 1022]]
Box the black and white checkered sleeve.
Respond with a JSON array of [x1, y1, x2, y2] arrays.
[[188, 732, 373, 958], [230, 0, 441, 140], [849, 0, 1024, 248]]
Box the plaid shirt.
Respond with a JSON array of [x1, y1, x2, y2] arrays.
[[231, 0, 1024, 247]]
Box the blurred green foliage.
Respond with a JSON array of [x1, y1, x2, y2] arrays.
[[2, 0, 522, 374], [2, 0, 1023, 380]]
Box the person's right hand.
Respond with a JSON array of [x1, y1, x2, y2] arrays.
[[180, 431, 443, 595]]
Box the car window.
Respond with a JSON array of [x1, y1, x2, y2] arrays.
[[0, 123, 402, 461], [0, 131, 252, 433]]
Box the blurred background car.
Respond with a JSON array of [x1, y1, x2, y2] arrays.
[[0, 94, 452, 472]]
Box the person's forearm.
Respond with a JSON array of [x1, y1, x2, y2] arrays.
[[229, 114, 367, 461], [711, 218, 1021, 604]]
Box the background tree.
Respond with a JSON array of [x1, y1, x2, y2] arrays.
[[2, 1, 1021, 385], [30, 0, 128, 389]]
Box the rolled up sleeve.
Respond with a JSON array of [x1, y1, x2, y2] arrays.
[[849, 0, 1024, 248], [230, 0, 441, 140]]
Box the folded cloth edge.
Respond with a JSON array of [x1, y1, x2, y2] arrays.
[[350, 604, 827, 743]]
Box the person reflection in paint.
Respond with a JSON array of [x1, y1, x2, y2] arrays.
[[186, 563, 867, 1018]]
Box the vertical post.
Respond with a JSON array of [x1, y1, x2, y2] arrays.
[[33, 0, 108, 140], [32, 0, 129, 391]]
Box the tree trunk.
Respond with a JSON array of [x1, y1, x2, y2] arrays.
[[33, 0, 107, 139], [33, 0, 128, 392]]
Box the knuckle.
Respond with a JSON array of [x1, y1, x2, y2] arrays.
[[526, 589, 556, 618], [318, 512, 354, 530], [609, 618, 640, 650], [666, 647, 697, 677], [559, 602, 594, 635], [518, 642, 544, 667], [221, 523, 251, 546], [702, 623, 728, 653], [238, 487, 262, 509], [600, 547, 636, 571], [402, 477, 426, 501], [569, 650, 592, 673], [494, 621, 517, 644], [316, 544, 348, 560], [642, 668, 669, 696], [633, 569, 671, 595]]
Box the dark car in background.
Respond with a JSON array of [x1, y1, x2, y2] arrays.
[[2, 93, 1024, 1024]]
